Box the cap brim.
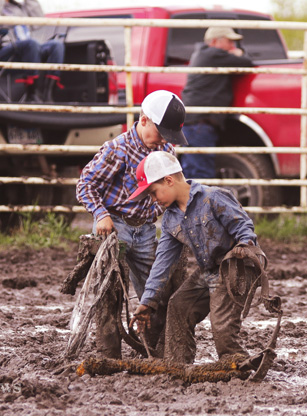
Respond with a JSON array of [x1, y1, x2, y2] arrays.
[[156, 124, 188, 145], [227, 34, 243, 40], [129, 183, 152, 202]]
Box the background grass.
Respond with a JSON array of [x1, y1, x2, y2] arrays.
[[254, 214, 307, 242], [0, 213, 87, 250], [0, 213, 306, 250]]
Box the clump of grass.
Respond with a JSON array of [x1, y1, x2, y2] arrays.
[[0, 212, 86, 250], [254, 214, 307, 242], [1, 212, 306, 250]]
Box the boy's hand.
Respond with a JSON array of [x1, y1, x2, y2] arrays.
[[96, 216, 115, 236], [233, 240, 255, 258], [233, 245, 247, 258], [129, 305, 152, 333]]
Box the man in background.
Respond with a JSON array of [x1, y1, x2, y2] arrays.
[[181, 27, 253, 179]]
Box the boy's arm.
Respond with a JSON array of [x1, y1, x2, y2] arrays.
[[212, 188, 257, 244], [140, 229, 184, 310], [76, 144, 124, 223], [130, 231, 183, 329]]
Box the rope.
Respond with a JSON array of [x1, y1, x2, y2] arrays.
[[219, 243, 278, 317], [116, 261, 153, 358], [220, 242, 283, 381]]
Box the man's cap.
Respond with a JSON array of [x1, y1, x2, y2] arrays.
[[141, 90, 188, 145], [204, 27, 243, 42], [129, 151, 182, 202]]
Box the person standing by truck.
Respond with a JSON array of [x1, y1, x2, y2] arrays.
[[0, 0, 65, 102], [181, 27, 253, 179], [76, 90, 187, 359]]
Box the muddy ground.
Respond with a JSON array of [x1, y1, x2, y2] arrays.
[[0, 216, 307, 416]]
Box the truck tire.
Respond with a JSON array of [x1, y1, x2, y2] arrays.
[[215, 153, 281, 207]]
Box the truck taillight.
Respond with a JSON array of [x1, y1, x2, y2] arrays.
[[107, 59, 118, 105]]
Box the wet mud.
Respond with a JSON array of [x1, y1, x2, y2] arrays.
[[0, 237, 307, 416]]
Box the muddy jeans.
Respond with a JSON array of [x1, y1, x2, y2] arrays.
[[94, 215, 157, 358], [94, 217, 189, 359], [164, 266, 252, 364]]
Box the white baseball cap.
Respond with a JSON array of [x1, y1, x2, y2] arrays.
[[129, 151, 182, 201], [141, 90, 188, 145], [204, 27, 243, 42]]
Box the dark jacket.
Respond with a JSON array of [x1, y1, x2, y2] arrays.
[[182, 43, 253, 128]]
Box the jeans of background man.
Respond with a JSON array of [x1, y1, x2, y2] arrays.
[[40, 40, 65, 78], [0, 38, 64, 102], [39, 40, 65, 101], [181, 122, 219, 179], [0, 38, 40, 76], [0, 39, 64, 76], [93, 214, 167, 358]]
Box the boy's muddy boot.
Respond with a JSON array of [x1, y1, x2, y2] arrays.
[[95, 269, 123, 359], [147, 244, 191, 356], [60, 234, 103, 295], [163, 267, 210, 364], [94, 240, 127, 359]]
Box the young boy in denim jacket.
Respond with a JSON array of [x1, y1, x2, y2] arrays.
[[129, 151, 260, 364]]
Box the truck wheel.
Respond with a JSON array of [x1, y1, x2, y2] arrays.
[[215, 153, 281, 207]]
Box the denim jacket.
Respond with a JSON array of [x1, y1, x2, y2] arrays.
[[141, 181, 257, 309]]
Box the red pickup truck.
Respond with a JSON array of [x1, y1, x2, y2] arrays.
[[48, 5, 303, 208], [1, 5, 302, 211]]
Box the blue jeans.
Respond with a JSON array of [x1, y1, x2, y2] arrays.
[[0, 38, 64, 77], [0, 39, 40, 76], [92, 215, 157, 299], [181, 123, 219, 179], [40, 40, 65, 77]]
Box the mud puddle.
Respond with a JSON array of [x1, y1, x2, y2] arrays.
[[0, 237, 306, 415]]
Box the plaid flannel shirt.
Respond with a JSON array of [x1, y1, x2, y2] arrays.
[[76, 122, 175, 223]]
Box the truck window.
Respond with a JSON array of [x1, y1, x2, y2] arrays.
[[166, 13, 207, 65], [166, 12, 287, 65], [237, 15, 287, 61], [166, 12, 240, 66]]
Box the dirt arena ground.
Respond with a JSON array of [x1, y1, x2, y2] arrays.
[[0, 217, 307, 416]]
